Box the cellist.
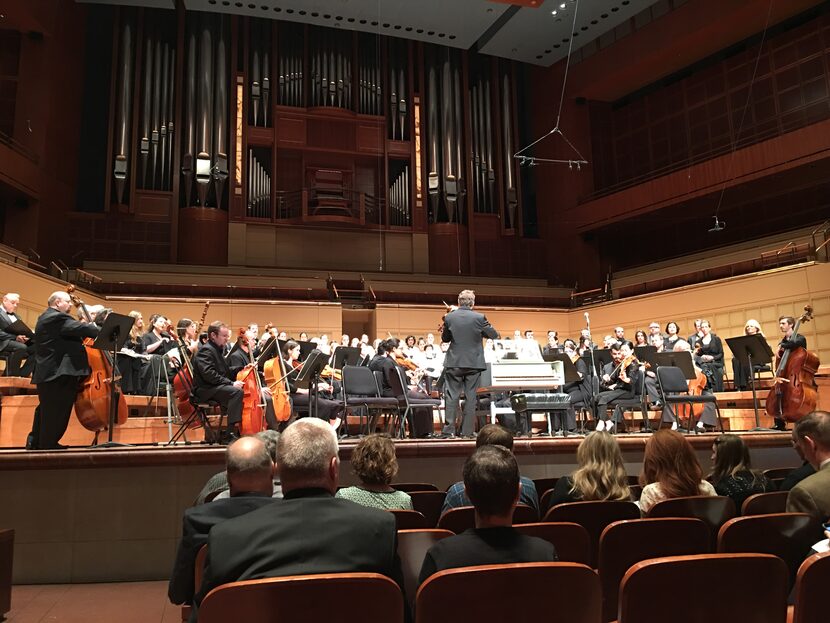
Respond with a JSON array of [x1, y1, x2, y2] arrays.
[[227, 327, 278, 431], [192, 321, 246, 443], [28, 290, 100, 450], [771, 315, 808, 431]]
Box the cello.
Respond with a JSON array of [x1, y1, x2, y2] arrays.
[[236, 328, 267, 435], [765, 306, 819, 423], [66, 285, 128, 435], [171, 302, 209, 427], [262, 335, 292, 424]]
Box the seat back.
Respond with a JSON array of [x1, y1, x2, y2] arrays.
[[342, 365, 382, 397], [198, 572, 403, 623], [408, 491, 447, 528], [0, 529, 12, 618], [397, 529, 453, 611], [511, 503, 539, 524], [598, 518, 709, 622], [392, 483, 439, 493], [656, 365, 691, 394], [717, 512, 823, 589], [740, 491, 789, 516], [437, 505, 537, 534], [762, 467, 796, 481], [533, 477, 560, 498], [389, 509, 429, 530], [388, 366, 408, 401], [618, 554, 788, 623], [647, 495, 736, 547], [791, 551, 830, 623], [539, 488, 555, 514], [544, 500, 641, 567], [514, 522, 591, 565], [416, 562, 601, 623]]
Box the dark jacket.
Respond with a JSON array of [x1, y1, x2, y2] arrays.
[[441, 307, 499, 370], [0, 308, 24, 350], [31, 307, 99, 384], [193, 340, 235, 390], [168, 493, 276, 605]]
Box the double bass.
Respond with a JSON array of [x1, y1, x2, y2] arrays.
[[765, 306, 819, 423], [66, 285, 128, 434], [236, 328, 267, 435]]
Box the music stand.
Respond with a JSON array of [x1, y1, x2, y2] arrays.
[[294, 349, 329, 420], [90, 312, 134, 447], [545, 354, 583, 438], [726, 334, 775, 431], [332, 346, 361, 369], [651, 351, 697, 380], [634, 345, 658, 364], [583, 348, 612, 376]]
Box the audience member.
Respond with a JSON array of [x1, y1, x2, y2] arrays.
[[638, 429, 715, 513], [192, 418, 405, 622], [336, 434, 413, 510], [441, 424, 539, 516], [708, 434, 771, 510], [214, 430, 283, 500], [786, 411, 830, 521], [168, 436, 276, 606], [418, 445, 556, 584], [548, 432, 631, 510]]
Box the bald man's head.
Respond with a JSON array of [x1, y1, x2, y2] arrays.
[[226, 436, 275, 496]]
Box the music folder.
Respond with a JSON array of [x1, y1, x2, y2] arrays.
[[544, 353, 582, 384], [4, 319, 34, 338]]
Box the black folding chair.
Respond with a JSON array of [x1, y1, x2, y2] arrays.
[[656, 365, 724, 432], [388, 367, 441, 439], [341, 366, 398, 436]]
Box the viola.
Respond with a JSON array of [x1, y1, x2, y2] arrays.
[[66, 285, 128, 434], [765, 306, 819, 423], [236, 328, 266, 435]]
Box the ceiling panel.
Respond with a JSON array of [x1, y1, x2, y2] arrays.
[[78, 0, 174, 8], [182, 0, 510, 50], [480, 0, 661, 65]]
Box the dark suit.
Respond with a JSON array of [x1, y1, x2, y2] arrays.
[[0, 308, 35, 376], [168, 493, 276, 605], [192, 340, 243, 426], [30, 307, 99, 449], [441, 306, 499, 436], [192, 488, 405, 622]]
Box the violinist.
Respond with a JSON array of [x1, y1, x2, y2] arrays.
[[693, 319, 724, 392], [369, 338, 433, 437], [117, 311, 152, 396], [771, 316, 808, 430], [176, 318, 200, 360], [142, 314, 175, 356], [28, 291, 100, 450], [543, 331, 562, 357], [192, 322, 245, 443], [227, 327, 279, 431], [642, 334, 665, 405], [283, 340, 343, 430], [596, 341, 640, 434]]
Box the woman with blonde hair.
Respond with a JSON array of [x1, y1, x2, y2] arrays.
[[547, 432, 631, 510], [336, 434, 413, 510], [732, 319, 765, 390], [639, 429, 715, 513]]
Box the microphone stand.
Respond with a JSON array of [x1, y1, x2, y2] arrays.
[[585, 314, 599, 432]]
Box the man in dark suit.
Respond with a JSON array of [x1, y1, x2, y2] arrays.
[[168, 435, 277, 607], [192, 321, 244, 441], [786, 411, 830, 521], [772, 315, 810, 430], [0, 292, 35, 377], [419, 444, 556, 585], [440, 289, 499, 438], [192, 418, 405, 622], [30, 290, 100, 449]]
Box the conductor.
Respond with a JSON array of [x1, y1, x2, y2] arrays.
[[440, 290, 499, 438]]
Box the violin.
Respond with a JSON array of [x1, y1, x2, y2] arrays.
[[765, 306, 819, 423], [437, 300, 456, 334], [394, 355, 418, 372], [236, 327, 267, 435]]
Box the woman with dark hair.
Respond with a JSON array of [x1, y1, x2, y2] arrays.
[[639, 429, 716, 513], [634, 330, 648, 347], [694, 319, 725, 392], [708, 434, 771, 509], [548, 432, 631, 509], [665, 321, 680, 351], [336, 434, 413, 510]]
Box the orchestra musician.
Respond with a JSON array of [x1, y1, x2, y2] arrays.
[[142, 314, 175, 356], [771, 315, 808, 430], [688, 319, 703, 348], [28, 291, 100, 450], [192, 322, 245, 443], [661, 339, 719, 431], [731, 319, 765, 391], [227, 327, 279, 431], [176, 318, 200, 360], [439, 289, 499, 439], [634, 330, 648, 347], [557, 339, 588, 434], [283, 340, 344, 430], [665, 321, 681, 352], [369, 338, 432, 438], [0, 292, 35, 377], [595, 341, 640, 434], [543, 331, 561, 357], [117, 310, 151, 396], [693, 319, 724, 392]]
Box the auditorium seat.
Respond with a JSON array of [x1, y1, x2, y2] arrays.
[[646, 495, 736, 548], [513, 522, 591, 565], [789, 551, 830, 623], [390, 509, 429, 530], [543, 501, 641, 567], [198, 572, 404, 623], [597, 518, 709, 622], [181, 544, 209, 622], [717, 513, 822, 590], [741, 491, 789, 516], [0, 529, 12, 620], [437, 504, 538, 534], [396, 529, 453, 610], [532, 477, 560, 498], [617, 554, 788, 623], [391, 482, 439, 493], [408, 491, 446, 527], [416, 562, 601, 623]]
